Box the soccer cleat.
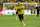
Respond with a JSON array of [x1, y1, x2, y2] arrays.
[[16, 19, 18, 20], [23, 24, 26, 26]]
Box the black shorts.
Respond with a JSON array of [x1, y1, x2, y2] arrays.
[[37, 9, 39, 14], [16, 12, 18, 15], [18, 14, 24, 21]]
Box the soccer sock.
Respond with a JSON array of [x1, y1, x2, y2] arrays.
[[21, 20, 24, 24], [16, 15, 17, 19]]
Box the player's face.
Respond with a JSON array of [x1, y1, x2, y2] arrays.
[[18, 3, 20, 6]]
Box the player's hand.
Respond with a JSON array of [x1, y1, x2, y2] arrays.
[[28, 10, 29, 12], [27, 10, 29, 12]]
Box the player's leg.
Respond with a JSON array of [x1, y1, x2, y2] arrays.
[[37, 9, 39, 17], [18, 14, 22, 22], [18, 14, 25, 25], [21, 14, 25, 25], [37, 13, 39, 17], [18, 14, 22, 23], [18, 14, 21, 20], [21, 14, 24, 20], [16, 12, 18, 20]]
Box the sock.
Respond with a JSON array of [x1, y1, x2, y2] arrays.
[[16, 15, 17, 19], [21, 20, 24, 24]]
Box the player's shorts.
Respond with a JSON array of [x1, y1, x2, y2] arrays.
[[18, 14, 24, 21], [16, 12, 18, 15], [37, 9, 39, 14]]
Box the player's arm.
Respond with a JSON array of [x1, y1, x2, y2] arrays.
[[27, 9, 29, 12], [22, 6, 25, 10]]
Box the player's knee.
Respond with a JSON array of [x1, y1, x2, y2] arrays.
[[21, 18, 24, 20]]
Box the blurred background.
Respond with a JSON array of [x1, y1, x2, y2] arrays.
[[0, 0, 40, 27], [0, 0, 40, 15]]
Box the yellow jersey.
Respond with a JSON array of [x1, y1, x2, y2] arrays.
[[15, 5, 25, 15]]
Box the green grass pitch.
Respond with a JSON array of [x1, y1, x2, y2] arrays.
[[0, 15, 40, 27]]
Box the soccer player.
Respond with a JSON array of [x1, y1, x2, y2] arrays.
[[15, 2, 26, 25], [36, 5, 39, 17]]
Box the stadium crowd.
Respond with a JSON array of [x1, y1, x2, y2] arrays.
[[0, 0, 39, 9], [0, 0, 40, 14]]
